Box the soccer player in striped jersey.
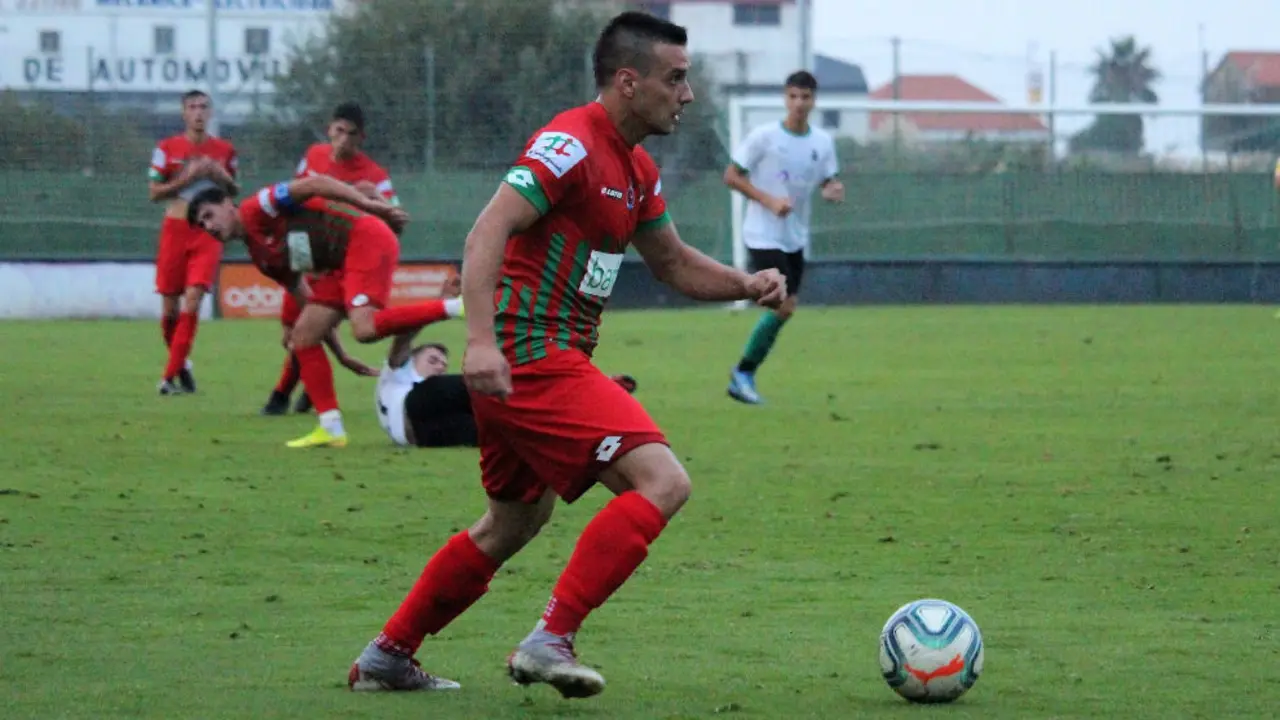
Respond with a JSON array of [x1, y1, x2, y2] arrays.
[[187, 175, 463, 448], [723, 70, 845, 405], [263, 102, 400, 416], [347, 11, 785, 699]]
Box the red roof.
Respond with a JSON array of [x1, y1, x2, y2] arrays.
[[1219, 51, 1280, 88], [868, 74, 1047, 133]]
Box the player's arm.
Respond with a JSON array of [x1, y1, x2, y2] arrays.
[[819, 138, 844, 202], [460, 183, 542, 347], [633, 219, 782, 306], [386, 330, 421, 368], [722, 128, 789, 215], [284, 175, 406, 228], [148, 146, 202, 202], [325, 329, 377, 377]]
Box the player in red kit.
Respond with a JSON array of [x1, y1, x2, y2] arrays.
[[263, 102, 399, 417], [346, 11, 785, 697], [187, 175, 464, 448], [149, 89, 239, 395]]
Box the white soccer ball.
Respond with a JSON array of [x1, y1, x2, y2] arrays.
[[878, 598, 984, 704]]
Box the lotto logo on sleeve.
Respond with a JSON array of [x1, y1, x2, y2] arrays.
[[217, 264, 285, 318], [526, 132, 587, 178]]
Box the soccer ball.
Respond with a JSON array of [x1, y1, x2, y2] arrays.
[[878, 598, 984, 704]]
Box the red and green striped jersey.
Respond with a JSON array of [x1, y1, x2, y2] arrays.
[[239, 182, 368, 289], [497, 102, 670, 365]]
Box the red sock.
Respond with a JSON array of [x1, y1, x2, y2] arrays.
[[274, 353, 301, 395], [161, 315, 177, 347], [294, 345, 338, 413], [541, 491, 668, 636], [162, 312, 199, 380], [372, 300, 449, 340], [378, 531, 500, 655]]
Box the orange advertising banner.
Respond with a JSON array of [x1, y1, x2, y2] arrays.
[[216, 262, 459, 319]]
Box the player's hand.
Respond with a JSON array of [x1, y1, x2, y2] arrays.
[[746, 268, 786, 309], [353, 180, 380, 199], [367, 202, 409, 233], [767, 195, 794, 218], [442, 272, 462, 298], [339, 354, 379, 377], [821, 179, 845, 203], [463, 341, 512, 400]]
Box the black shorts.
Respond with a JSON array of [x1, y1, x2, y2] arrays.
[[404, 375, 478, 448], [748, 248, 805, 296]]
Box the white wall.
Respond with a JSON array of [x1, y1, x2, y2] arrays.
[[0, 0, 344, 101], [670, 2, 802, 87], [738, 90, 870, 143]]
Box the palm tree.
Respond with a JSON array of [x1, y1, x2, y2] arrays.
[[1069, 36, 1160, 155]]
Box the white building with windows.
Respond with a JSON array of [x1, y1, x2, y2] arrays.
[[0, 0, 345, 122], [627, 1, 869, 139]]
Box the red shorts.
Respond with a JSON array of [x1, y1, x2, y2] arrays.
[[279, 272, 344, 326], [155, 216, 222, 295], [471, 349, 669, 505], [340, 217, 399, 311]]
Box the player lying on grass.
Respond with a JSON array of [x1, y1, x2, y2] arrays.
[[187, 175, 463, 449], [347, 10, 785, 699], [377, 333, 639, 449], [264, 101, 400, 417]]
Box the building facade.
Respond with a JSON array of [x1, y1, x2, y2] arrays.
[[0, 0, 343, 122]]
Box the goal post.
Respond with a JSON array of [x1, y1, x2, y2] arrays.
[[723, 94, 1280, 302]]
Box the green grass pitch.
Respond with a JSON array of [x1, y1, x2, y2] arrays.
[[2, 305, 1278, 719]]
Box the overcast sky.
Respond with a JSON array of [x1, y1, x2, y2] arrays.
[[811, 0, 1280, 155]]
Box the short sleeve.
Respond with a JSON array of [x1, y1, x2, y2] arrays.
[[149, 144, 168, 182], [295, 154, 309, 178], [635, 148, 670, 233], [372, 166, 399, 206], [730, 126, 766, 174], [502, 128, 589, 216], [225, 147, 239, 178]]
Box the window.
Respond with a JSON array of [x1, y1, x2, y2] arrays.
[[39, 30, 60, 54], [821, 109, 840, 130], [635, 2, 670, 19], [154, 26, 175, 55], [245, 27, 270, 55], [733, 3, 781, 26]]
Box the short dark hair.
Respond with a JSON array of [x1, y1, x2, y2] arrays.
[[186, 186, 228, 227], [593, 11, 688, 89], [332, 101, 365, 133], [181, 89, 209, 107], [411, 342, 448, 358], [785, 70, 819, 92]]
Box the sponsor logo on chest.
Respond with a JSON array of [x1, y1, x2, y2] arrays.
[[578, 250, 624, 299]]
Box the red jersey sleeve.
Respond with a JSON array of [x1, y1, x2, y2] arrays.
[[295, 144, 321, 179], [501, 126, 590, 216], [224, 143, 239, 179], [634, 147, 670, 232], [368, 164, 399, 205], [149, 140, 170, 182]]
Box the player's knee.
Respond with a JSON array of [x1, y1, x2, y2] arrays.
[[181, 286, 206, 313], [604, 444, 692, 520], [348, 311, 378, 343], [775, 296, 798, 320]]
